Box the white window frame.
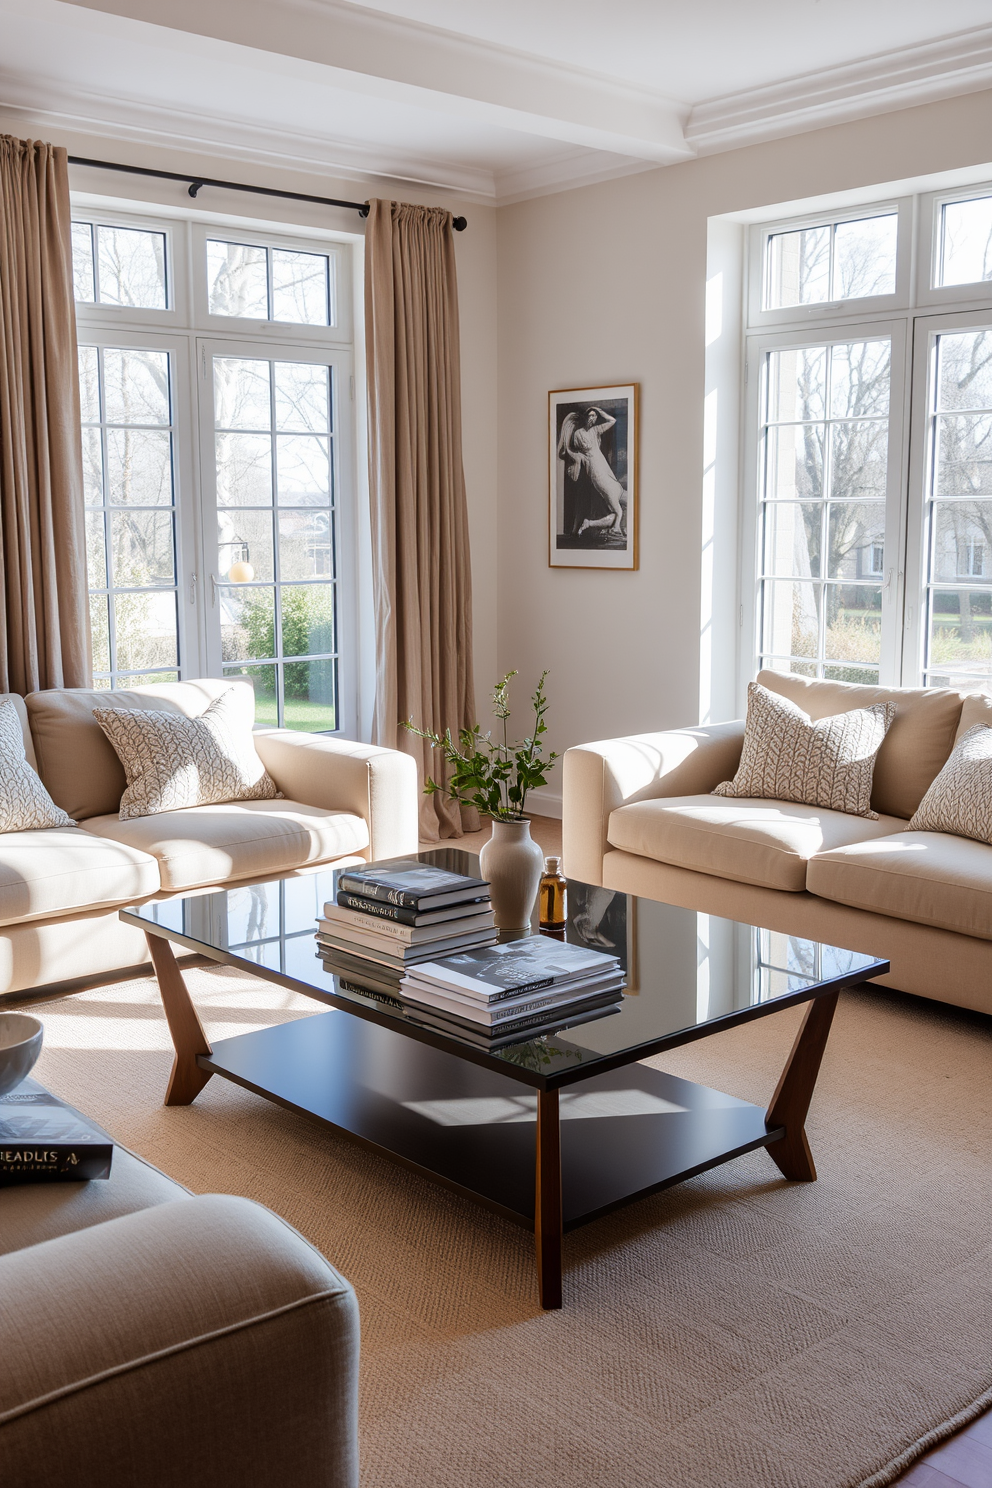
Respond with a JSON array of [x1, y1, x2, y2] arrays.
[[190, 223, 353, 344], [903, 305, 992, 689], [917, 185, 992, 309], [195, 335, 358, 739], [746, 198, 913, 331], [739, 318, 910, 698], [75, 324, 201, 684], [71, 202, 360, 735], [72, 209, 189, 328], [739, 176, 992, 703]]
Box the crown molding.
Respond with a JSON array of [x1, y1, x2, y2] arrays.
[[688, 23, 992, 153], [494, 149, 660, 207], [0, 76, 501, 200]]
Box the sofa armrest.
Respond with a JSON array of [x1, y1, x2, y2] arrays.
[[253, 729, 419, 861], [0, 1194, 359, 1488], [562, 721, 745, 884]]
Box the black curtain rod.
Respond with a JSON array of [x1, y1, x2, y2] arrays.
[[66, 156, 468, 231]]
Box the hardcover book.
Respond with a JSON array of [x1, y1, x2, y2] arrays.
[[397, 975, 625, 1025], [0, 1078, 114, 1183], [409, 937, 620, 1000], [316, 928, 497, 967], [317, 907, 495, 946], [332, 891, 491, 927], [336, 861, 489, 910], [406, 995, 623, 1048]]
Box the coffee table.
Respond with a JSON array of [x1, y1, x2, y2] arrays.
[[122, 851, 888, 1309]]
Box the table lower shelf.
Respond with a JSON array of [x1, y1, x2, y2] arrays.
[[199, 1010, 782, 1230]]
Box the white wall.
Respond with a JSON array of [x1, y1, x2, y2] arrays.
[[496, 86, 992, 810], [0, 112, 499, 735]]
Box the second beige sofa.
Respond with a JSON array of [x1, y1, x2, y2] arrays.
[[563, 670, 992, 1017], [0, 678, 418, 1001]]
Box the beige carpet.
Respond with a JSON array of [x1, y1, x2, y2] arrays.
[[25, 968, 992, 1488]]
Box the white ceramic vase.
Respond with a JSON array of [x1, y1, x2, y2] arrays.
[[479, 818, 545, 932]]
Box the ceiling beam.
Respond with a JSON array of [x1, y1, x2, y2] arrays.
[[59, 0, 694, 162]]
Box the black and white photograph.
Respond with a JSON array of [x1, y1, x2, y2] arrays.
[[565, 884, 638, 991], [549, 384, 638, 570]]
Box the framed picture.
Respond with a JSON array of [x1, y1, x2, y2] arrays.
[[549, 384, 638, 570]]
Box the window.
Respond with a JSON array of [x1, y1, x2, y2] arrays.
[[756, 336, 893, 683], [72, 221, 168, 309], [72, 211, 356, 733], [743, 184, 992, 695], [764, 212, 898, 310], [936, 193, 992, 289], [80, 339, 180, 688]]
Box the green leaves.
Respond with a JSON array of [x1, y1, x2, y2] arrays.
[[402, 669, 558, 821]]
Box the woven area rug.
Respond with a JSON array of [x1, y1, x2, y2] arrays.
[[25, 971, 992, 1488]]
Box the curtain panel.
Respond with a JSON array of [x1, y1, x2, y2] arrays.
[[364, 199, 477, 841], [0, 135, 89, 695]]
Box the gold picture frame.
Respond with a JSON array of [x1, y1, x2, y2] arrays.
[[549, 383, 638, 570]]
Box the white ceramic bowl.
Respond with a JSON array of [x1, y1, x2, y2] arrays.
[[0, 1013, 44, 1098]]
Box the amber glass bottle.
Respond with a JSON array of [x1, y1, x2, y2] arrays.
[[538, 855, 567, 931]]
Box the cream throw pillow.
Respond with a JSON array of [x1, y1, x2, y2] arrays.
[[94, 689, 280, 822], [713, 681, 895, 820], [0, 697, 75, 831], [908, 722, 992, 842]]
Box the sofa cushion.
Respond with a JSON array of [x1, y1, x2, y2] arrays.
[[0, 698, 74, 832], [25, 679, 253, 822], [607, 794, 908, 892], [81, 799, 369, 891], [94, 691, 279, 821], [757, 669, 963, 820], [955, 690, 992, 742], [908, 723, 992, 843], [807, 830, 992, 941], [0, 693, 39, 772], [714, 681, 893, 819], [0, 829, 159, 928]]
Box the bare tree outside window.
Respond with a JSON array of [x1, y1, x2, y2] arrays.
[[759, 338, 890, 682]]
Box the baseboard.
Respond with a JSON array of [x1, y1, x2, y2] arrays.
[[527, 786, 562, 819]]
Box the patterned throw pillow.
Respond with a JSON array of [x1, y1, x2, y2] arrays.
[[908, 723, 992, 841], [0, 697, 75, 831], [713, 681, 895, 820], [94, 689, 280, 823]]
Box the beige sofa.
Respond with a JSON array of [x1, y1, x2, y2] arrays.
[[0, 1133, 358, 1485], [563, 670, 992, 1018], [0, 678, 418, 1001]]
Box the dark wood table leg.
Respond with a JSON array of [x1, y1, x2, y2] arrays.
[[144, 932, 214, 1107], [535, 1089, 563, 1310], [764, 989, 839, 1181]]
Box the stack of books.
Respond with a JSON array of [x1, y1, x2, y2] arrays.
[[316, 861, 497, 982], [398, 937, 625, 1048]]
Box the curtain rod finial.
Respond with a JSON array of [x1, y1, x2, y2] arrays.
[[452, 216, 467, 232]]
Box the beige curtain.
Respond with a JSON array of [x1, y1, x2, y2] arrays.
[[0, 135, 89, 695], [364, 199, 477, 842]]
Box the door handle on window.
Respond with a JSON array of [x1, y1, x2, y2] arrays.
[[210, 573, 218, 607], [188, 573, 197, 606]]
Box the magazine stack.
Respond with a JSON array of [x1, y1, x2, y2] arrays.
[[316, 860, 497, 982], [398, 937, 625, 1048]]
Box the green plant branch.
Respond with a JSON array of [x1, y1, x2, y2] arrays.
[[403, 670, 558, 822]]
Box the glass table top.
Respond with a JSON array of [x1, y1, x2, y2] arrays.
[[125, 849, 887, 1086]]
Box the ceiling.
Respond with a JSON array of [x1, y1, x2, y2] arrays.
[[2, 0, 992, 203]]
